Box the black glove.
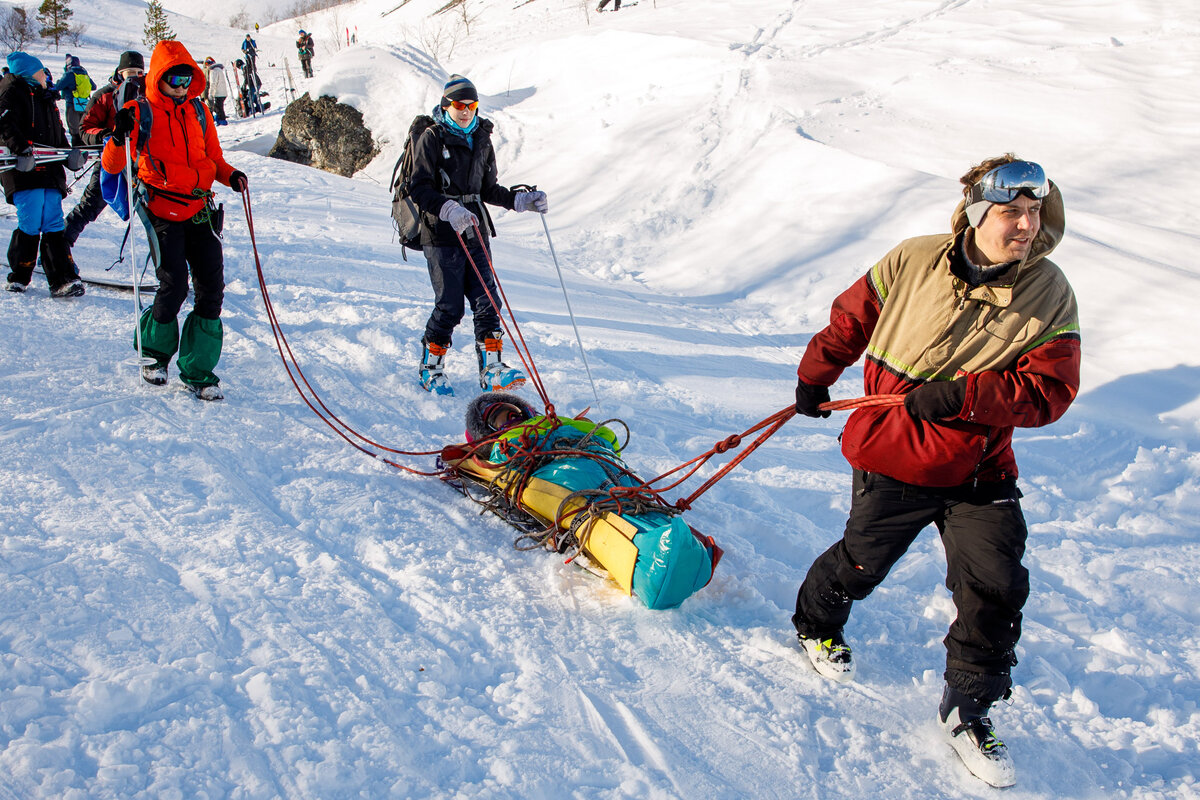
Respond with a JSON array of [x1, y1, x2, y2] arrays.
[[14, 148, 35, 172], [795, 377, 832, 418], [65, 148, 87, 171], [904, 379, 966, 421], [111, 107, 136, 145], [229, 171, 248, 192]]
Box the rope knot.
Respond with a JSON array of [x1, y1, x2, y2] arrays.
[[714, 434, 741, 453], [673, 497, 692, 512]]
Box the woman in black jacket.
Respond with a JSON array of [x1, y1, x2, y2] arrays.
[[408, 74, 547, 396], [0, 52, 84, 296]]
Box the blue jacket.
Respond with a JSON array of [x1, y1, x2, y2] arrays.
[[55, 61, 95, 112]]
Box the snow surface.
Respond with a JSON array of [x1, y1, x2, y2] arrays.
[[2, 0, 1199, 797]]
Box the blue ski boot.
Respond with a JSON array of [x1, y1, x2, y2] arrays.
[[476, 331, 526, 391], [419, 339, 455, 396]]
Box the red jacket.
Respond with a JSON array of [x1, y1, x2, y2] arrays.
[[101, 40, 235, 222], [799, 186, 1081, 487]]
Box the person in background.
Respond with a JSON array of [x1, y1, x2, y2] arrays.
[[62, 50, 145, 248], [241, 34, 259, 76], [408, 74, 547, 396], [55, 55, 96, 146], [789, 155, 1080, 788], [596, 0, 621, 10], [0, 52, 85, 296], [202, 57, 231, 126], [102, 40, 247, 400], [296, 29, 315, 79]]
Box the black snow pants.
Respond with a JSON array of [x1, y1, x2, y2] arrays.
[[63, 163, 106, 247], [422, 236, 501, 347], [146, 213, 225, 322], [793, 469, 1029, 702]]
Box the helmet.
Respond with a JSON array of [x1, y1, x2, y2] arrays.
[[299, 29, 306, 34], [204, 57, 215, 65]]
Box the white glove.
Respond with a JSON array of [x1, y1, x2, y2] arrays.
[[514, 190, 548, 214], [439, 199, 479, 234]]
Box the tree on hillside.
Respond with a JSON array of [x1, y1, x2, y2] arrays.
[[143, 0, 176, 48], [0, 6, 37, 51], [36, 0, 72, 51]]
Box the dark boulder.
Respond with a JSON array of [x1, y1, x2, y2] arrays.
[[268, 93, 377, 177]]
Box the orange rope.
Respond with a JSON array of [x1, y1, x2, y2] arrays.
[[241, 189, 444, 476]]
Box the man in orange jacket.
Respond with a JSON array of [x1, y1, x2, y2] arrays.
[[102, 40, 247, 401]]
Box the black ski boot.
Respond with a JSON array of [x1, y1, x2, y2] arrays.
[[938, 684, 1015, 787]]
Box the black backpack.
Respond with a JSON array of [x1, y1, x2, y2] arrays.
[[390, 114, 440, 259]]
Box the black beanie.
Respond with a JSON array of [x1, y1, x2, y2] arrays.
[[117, 51, 144, 72], [164, 64, 192, 79], [441, 74, 478, 107]]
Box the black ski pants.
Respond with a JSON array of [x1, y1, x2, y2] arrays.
[[146, 213, 225, 322], [793, 469, 1029, 702], [63, 164, 106, 247], [422, 237, 501, 347]]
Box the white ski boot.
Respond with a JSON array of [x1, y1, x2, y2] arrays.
[[476, 331, 526, 391], [798, 631, 855, 683], [939, 685, 1016, 788], [419, 339, 455, 396]]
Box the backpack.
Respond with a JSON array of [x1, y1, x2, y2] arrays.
[[389, 114, 440, 259], [72, 72, 92, 110]]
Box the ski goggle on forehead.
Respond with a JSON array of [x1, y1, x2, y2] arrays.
[[162, 73, 192, 88], [969, 160, 1049, 205]]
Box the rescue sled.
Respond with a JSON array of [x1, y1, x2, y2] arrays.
[[440, 393, 722, 610]]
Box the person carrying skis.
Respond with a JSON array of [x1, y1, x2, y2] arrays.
[[62, 51, 145, 249], [202, 57, 231, 125], [55, 55, 96, 146], [102, 40, 247, 401], [296, 30, 314, 79], [409, 74, 547, 396], [0, 52, 86, 296], [233, 59, 267, 116], [789, 155, 1080, 787], [241, 35, 259, 75]]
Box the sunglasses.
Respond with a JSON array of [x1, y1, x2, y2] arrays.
[[970, 161, 1049, 205], [449, 100, 478, 112], [163, 73, 193, 89]]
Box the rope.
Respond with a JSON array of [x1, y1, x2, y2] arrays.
[[239, 188, 445, 476], [455, 226, 555, 415]]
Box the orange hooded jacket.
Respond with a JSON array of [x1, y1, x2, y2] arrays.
[[101, 40, 235, 222]]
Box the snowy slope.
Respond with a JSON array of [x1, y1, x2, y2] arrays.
[[2, 0, 1199, 798]]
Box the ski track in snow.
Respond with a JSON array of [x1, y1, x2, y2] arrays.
[[2, 0, 1199, 797]]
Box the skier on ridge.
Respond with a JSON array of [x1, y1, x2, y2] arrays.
[[790, 155, 1080, 787]]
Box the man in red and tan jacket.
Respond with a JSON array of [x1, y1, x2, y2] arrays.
[[102, 40, 247, 401], [790, 155, 1080, 788]]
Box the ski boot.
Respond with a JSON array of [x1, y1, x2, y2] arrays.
[[476, 331, 526, 391], [939, 685, 1016, 787], [419, 339, 454, 396], [798, 630, 855, 683]]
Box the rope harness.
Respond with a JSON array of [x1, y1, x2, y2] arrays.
[[238, 189, 905, 543]]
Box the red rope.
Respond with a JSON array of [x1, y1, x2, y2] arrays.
[[455, 225, 555, 415], [240, 189, 444, 476], [611, 394, 906, 511], [819, 394, 905, 411]]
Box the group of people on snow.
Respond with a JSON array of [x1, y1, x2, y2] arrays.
[[1, 35, 1080, 785], [2, 42, 246, 401]]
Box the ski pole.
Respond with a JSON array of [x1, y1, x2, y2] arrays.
[[540, 213, 599, 405], [124, 136, 156, 373]]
